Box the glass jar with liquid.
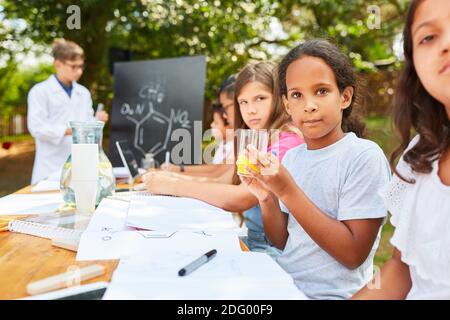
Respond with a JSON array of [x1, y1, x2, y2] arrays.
[[60, 121, 115, 207]]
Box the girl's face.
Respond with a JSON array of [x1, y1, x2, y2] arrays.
[[237, 81, 274, 130], [210, 112, 226, 140], [412, 0, 450, 112], [219, 92, 235, 128], [283, 56, 353, 149]]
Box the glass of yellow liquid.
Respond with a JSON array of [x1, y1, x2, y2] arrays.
[[236, 129, 269, 176]]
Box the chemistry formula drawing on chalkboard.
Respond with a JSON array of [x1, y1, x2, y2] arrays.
[[120, 78, 191, 158], [109, 56, 206, 167]]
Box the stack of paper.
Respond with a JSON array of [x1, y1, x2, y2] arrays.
[[0, 193, 63, 216], [104, 278, 307, 300], [76, 198, 135, 261], [103, 252, 307, 300], [74, 196, 308, 300], [78, 230, 243, 261], [126, 196, 240, 232], [76, 198, 242, 261]]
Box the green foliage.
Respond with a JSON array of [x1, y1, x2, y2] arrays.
[[365, 115, 399, 158], [0, 63, 54, 117], [2, 0, 281, 102], [276, 0, 410, 71], [0, 0, 410, 115]]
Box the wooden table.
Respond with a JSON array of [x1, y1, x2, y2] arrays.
[[0, 186, 247, 300]]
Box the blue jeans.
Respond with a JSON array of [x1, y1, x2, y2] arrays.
[[242, 229, 282, 259]]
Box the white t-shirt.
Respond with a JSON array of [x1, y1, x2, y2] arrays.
[[277, 132, 391, 299], [212, 140, 234, 164], [382, 135, 450, 299]]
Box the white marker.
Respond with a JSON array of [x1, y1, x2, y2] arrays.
[[165, 151, 170, 165], [97, 103, 104, 113]]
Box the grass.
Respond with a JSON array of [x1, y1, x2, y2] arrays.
[[0, 133, 32, 143], [364, 114, 398, 267], [375, 217, 395, 266], [0, 139, 34, 197]]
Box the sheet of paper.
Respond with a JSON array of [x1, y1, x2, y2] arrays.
[[104, 278, 307, 300], [77, 198, 241, 261], [31, 180, 60, 192], [76, 229, 242, 261], [76, 198, 135, 261], [126, 196, 239, 232], [112, 252, 291, 282], [83, 198, 133, 233], [0, 193, 63, 216], [104, 252, 308, 300]]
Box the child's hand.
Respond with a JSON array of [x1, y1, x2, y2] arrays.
[[239, 175, 274, 202], [142, 172, 178, 195], [95, 110, 109, 122], [245, 145, 297, 198], [160, 162, 184, 173]]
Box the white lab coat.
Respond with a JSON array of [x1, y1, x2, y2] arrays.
[[27, 75, 95, 184]]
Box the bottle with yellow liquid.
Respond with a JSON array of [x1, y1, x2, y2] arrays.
[[60, 121, 115, 207]]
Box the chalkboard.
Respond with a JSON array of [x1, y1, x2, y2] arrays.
[[109, 56, 206, 167]]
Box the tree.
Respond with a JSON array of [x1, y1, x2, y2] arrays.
[[2, 0, 281, 102], [1, 0, 410, 115], [275, 0, 410, 70], [0, 63, 53, 117]]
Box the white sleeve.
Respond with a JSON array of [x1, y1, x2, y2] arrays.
[[382, 135, 419, 227], [27, 86, 67, 145]]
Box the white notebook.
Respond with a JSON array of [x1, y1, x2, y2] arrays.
[[8, 211, 91, 241]]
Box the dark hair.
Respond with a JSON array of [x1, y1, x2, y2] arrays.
[[391, 0, 450, 182], [211, 101, 229, 126], [218, 75, 236, 99], [278, 39, 365, 138]]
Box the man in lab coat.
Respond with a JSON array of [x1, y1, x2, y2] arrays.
[[27, 39, 108, 184]]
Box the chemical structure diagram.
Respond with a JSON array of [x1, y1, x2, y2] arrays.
[[119, 76, 191, 159]]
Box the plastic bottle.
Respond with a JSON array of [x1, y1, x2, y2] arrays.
[[141, 153, 156, 170]]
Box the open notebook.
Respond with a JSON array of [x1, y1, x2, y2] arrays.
[[8, 211, 91, 241]]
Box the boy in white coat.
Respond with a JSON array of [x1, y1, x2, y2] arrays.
[[27, 39, 108, 184]]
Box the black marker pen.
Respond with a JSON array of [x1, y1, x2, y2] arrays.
[[178, 249, 217, 276]]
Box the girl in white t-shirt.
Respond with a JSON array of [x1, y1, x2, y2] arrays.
[[240, 39, 391, 299], [353, 0, 450, 299]]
